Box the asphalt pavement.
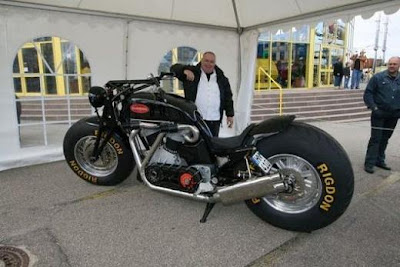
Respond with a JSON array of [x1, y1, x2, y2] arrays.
[[0, 119, 399, 267]]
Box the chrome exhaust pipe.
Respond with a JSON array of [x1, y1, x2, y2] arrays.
[[214, 174, 286, 205], [129, 125, 286, 205]]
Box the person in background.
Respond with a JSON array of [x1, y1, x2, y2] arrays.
[[343, 62, 351, 89], [350, 51, 368, 89], [81, 62, 91, 92], [170, 51, 234, 137], [363, 56, 400, 174], [333, 57, 344, 88]]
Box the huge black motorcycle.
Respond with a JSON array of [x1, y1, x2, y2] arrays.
[[63, 73, 354, 232]]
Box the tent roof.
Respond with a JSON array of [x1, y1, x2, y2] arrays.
[[3, 0, 400, 30]]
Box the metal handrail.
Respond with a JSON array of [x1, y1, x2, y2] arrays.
[[257, 67, 283, 115]]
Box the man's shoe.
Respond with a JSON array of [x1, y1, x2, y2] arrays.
[[376, 163, 391, 170], [364, 165, 374, 173]]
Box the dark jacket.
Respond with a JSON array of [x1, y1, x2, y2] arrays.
[[170, 63, 234, 121], [364, 70, 400, 111], [333, 61, 343, 77]]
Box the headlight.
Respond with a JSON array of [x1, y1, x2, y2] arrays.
[[88, 86, 106, 108]]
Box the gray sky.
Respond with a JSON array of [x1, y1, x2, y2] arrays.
[[353, 9, 400, 63]]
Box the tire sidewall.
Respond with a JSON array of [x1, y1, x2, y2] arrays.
[[246, 122, 354, 231], [63, 118, 134, 186]]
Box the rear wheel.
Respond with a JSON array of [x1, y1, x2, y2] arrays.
[[246, 122, 354, 232], [63, 117, 134, 185]]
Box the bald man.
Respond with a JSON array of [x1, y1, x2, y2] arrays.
[[363, 56, 400, 173], [170, 52, 234, 137]]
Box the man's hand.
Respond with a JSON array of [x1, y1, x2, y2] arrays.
[[227, 116, 234, 128], [183, 70, 195, 81]]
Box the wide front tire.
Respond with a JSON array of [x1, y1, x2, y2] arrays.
[[63, 117, 134, 186], [245, 122, 354, 232]]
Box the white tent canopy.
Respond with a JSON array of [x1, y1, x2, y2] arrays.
[[1, 0, 400, 171], [4, 0, 400, 29]]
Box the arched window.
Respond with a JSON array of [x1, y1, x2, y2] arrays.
[[158, 46, 201, 93], [13, 36, 92, 147]]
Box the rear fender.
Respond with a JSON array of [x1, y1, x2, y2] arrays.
[[249, 115, 295, 135], [246, 115, 295, 144]]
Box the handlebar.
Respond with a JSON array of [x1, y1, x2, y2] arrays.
[[106, 72, 175, 101], [105, 72, 175, 88]]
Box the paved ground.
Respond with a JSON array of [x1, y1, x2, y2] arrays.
[[1, 119, 399, 267]]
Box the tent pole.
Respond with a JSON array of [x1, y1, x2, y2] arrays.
[[124, 21, 131, 80], [232, 0, 243, 98]]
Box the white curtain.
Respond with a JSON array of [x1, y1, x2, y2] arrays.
[[0, 6, 127, 171], [235, 29, 259, 134]]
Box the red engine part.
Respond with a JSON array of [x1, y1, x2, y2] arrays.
[[179, 173, 197, 189]]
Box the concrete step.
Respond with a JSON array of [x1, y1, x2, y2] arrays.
[[21, 108, 92, 116], [251, 106, 370, 119], [20, 114, 91, 121], [21, 104, 91, 109], [253, 88, 363, 97], [18, 96, 88, 101], [251, 102, 367, 115], [251, 88, 369, 123], [252, 99, 366, 110], [18, 97, 92, 122], [251, 111, 370, 123], [252, 93, 364, 104], [253, 92, 364, 100]]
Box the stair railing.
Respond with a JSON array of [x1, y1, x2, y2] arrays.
[[257, 67, 283, 115]]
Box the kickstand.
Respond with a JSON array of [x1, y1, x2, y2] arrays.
[[200, 203, 216, 223]]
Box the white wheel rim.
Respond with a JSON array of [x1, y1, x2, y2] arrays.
[[262, 154, 323, 214], [74, 136, 118, 177]]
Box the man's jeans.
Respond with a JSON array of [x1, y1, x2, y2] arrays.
[[365, 110, 399, 167], [351, 69, 361, 89], [334, 76, 342, 87], [344, 76, 350, 89]]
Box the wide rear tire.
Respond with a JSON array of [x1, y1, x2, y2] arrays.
[[63, 117, 134, 186], [245, 122, 354, 232]]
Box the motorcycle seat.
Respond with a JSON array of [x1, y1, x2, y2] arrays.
[[210, 123, 255, 154]]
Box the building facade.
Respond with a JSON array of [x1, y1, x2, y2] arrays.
[[256, 19, 352, 90]]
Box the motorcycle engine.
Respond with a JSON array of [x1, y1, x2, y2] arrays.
[[149, 134, 186, 165], [145, 133, 202, 193]]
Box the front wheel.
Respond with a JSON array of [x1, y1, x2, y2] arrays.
[[246, 122, 354, 232], [63, 117, 134, 186]]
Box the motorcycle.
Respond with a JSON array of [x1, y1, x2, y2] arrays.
[[63, 73, 354, 232]]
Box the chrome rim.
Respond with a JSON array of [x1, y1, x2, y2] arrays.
[[262, 154, 322, 214], [74, 136, 118, 177]]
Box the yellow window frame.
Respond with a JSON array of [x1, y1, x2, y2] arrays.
[[14, 37, 89, 97]]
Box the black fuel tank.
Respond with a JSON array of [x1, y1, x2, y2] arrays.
[[129, 92, 197, 124]]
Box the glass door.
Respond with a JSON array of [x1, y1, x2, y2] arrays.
[[314, 44, 344, 87], [320, 46, 332, 86]]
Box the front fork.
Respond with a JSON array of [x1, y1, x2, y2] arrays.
[[91, 104, 119, 160], [91, 125, 113, 161]]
